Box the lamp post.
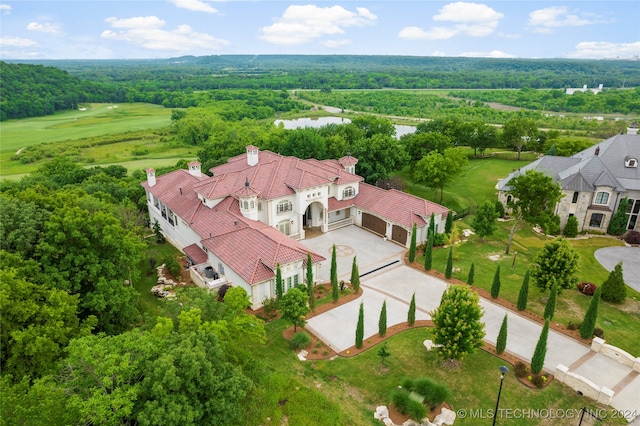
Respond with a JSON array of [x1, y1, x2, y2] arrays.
[[492, 365, 509, 426]]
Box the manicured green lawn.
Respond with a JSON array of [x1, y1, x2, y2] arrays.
[[422, 214, 640, 355], [254, 322, 625, 425]]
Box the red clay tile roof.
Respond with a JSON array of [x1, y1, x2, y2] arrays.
[[183, 243, 208, 264], [354, 183, 449, 228], [194, 149, 361, 201], [339, 154, 358, 166], [142, 169, 208, 222]]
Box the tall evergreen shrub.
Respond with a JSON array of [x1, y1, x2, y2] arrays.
[[490, 265, 501, 298]]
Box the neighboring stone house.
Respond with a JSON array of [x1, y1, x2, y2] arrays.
[[142, 146, 449, 308], [497, 123, 640, 234]]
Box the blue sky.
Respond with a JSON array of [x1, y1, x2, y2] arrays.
[[1, 1, 638, 60]]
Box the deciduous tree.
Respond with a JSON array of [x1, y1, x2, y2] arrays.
[[378, 342, 391, 366], [504, 169, 563, 254], [279, 287, 309, 332], [471, 200, 499, 242], [502, 117, 538, 160], [413, 148, 468, 203], [431, 285, 485, 361]]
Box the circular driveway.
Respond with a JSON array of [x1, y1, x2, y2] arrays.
[[594, 246, 640, 293]]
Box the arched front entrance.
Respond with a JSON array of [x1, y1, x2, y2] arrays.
[[304, 201, 325, 231]]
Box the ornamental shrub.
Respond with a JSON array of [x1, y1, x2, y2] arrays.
[[624, 230, 640, 244], [563, 216, 579, 238], [290, 332, 311, 350]]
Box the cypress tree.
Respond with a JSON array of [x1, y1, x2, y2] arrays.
[[355, 302, 364, 349], [445, 246, 453, 279], [408, 293, 416, 326], [408, 223, 417, 263], [490, 264, 501, 298], [424, 230, 433, 271], [306, 253, 315, 311], [331, 244, 339, 302], [467, 262, 475, 285], [378, 300, 387, 337], [544, 283, 558, 320], [531, 319, 550, 375], [445, 210, 453, 234], [428, 212, 436, 237], [275, 263, 283, 301], [601, 262, 626, 304], [517, 270, 530, 311], [496, 314, 508, 354], [350, 256, 360, 294], [607, 198, 629, 236], [580, 287, 602, 339]]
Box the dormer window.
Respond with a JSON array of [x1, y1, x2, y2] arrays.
[[595, 191, 610, 205], [625, 157, 638, 168], [343, 186, 356, 199]]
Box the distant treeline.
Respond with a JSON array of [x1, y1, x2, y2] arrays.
[[3, 55, 640, 120]]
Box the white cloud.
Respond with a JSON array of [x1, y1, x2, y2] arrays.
[[0, 36, 38, 47], [431, 50, 446, 57], [568, 41, 640, 59], [399, 2, 503, 41], [459, 49, 516, 58], [27, 21, 61, 34], [259, 5, 376, 45], [0, 4, 11, 15], [102, 16, 230, 52], [168, 0, 219, 14], [528, 6, 613, 34], [434, 2, 503, 23]]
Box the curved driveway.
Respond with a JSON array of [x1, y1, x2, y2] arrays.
[[594, 246, 640, 292], [301, 226, 639, 422]]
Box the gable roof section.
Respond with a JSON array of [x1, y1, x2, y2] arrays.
[[196, 150, 362, 201], [354, 183, 448, 228], [142, 169, 208, 220], [201, 220, 325, 285]]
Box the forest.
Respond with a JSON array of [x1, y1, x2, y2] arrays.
[[3, 56, 640, 120], [2, 56, 640, 425]]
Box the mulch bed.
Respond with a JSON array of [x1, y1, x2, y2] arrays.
[[265, 251, 594, 391]]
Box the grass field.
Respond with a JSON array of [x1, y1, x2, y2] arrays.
[[0, 103, 194, 178], [249, 320, 624, 425]]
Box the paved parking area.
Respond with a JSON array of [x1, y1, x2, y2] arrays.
[[594, 246, 640, 292], [300, 226, 639, 421]]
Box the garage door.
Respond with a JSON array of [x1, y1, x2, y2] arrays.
[[362, 213, 386, 236], [391, 225, 408, 245]]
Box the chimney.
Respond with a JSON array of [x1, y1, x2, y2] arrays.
[[146, 168, 156, 187], [595, 146, 600, 156], [246, 145, 259, 167], [188, 161, 201, 177]]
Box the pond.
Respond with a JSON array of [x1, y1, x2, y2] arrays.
[[274, 116, 416, 139]]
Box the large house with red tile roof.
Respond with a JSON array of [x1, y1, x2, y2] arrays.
[[142, 146, 449, 308]]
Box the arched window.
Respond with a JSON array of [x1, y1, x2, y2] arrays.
[[595, 192, 609, 205], [343, 186, 355, 199]]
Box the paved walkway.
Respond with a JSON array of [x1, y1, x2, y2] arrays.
[[301, 226, 640, 422]]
